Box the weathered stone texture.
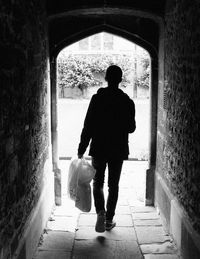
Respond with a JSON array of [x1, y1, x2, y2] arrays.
[[0, 0, 49, 258], [159, 0, 200, 232]]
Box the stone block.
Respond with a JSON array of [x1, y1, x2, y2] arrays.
[[117, 197, 129, 206], [131, 206, 156, 213], [144, 255, 179, 259], [34, 250, 71, 259], [135, 226, 171, 244], [78, 213, 96, 226], [8, 155, 18, 183], [47, 216, 78, 232], [134, 219, 162, 226], [170, 200, 182, 250], [140, 241, 178, 254], [115, 205, 131, 214], [132, 212, 160, 220], [114, 214, 134, 227], [128, 199, 144, 206], [53, 203, 80, 217], [73, 239, 143, 259], [38, 231, 74, 251], [6, 136, 14, 155], [155, 175, 171, 230], [181, 221, 200, 259], [78, 214, 133, 227], [75, 226, 137, 241]]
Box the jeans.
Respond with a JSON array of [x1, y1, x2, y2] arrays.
[[92, 157, 123, 221]]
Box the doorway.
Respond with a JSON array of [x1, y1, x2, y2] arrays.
[[54, 33, 151, 210]]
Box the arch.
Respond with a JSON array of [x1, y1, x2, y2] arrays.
[[50, 15, 160, 206], [52, 24, 158, 61]]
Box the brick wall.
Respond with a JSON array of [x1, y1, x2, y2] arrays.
[[158, 0, 200, 233], [0, 1, 50, 258]]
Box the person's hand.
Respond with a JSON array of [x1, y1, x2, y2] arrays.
[[78, 154, 83, 159]]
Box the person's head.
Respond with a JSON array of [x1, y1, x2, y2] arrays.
[[105, 65, 122, 87]]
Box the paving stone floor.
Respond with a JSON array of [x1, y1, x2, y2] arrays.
[[33, 161, 181, 259]]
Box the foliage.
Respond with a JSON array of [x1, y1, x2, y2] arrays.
[[136, 53, 150, 89], [57, 50, 150, 98], [58, 56, 96, 96], [57, 54, 134, 94], [90, 53, 134, 86]]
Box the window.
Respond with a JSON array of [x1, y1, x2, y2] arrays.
[[91, 34, 101, 50], [79, 38, 89, 50], [103, 33, 113, 50]]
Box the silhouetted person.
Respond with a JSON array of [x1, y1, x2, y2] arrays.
[[78, 65, 136, 232]]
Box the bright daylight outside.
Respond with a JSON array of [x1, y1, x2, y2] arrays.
[[57, 32, 150, 222]]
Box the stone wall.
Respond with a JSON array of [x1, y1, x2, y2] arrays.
[[157, 0, 200, 233], [0, 1, 52, 258]]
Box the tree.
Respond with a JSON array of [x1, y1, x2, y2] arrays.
[[57, 52, 148, 98], [136, 53, 150, 90], [58, 55, 96, 95], [57, 62, 69, 98]]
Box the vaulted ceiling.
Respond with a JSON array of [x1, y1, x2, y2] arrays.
[[46, 0, 166, 17]]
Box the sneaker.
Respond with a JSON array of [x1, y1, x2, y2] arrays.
[[95, 210, 105, 233], [105, 220, 116, 231]]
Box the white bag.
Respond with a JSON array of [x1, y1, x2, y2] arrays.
[[67, 158, 96, 212]]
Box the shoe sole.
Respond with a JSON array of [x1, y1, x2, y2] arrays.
[[105, 222, 116, 231]]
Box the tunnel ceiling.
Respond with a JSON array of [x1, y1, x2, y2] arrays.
[[46, 0, 165, 17], [46, 0, 165, 57]]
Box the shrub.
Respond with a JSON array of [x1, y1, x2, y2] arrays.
[[57, 54, 134, 95], [58, 56, 96, 96], [136, 52, 150, 89]]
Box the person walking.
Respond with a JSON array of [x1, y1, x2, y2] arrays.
[[78, 65, 136, 232]]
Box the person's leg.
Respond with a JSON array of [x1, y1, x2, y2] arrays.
[[106, 158, 123, 222], [92, 157, 107, 232], [92, 157, 107, 213]]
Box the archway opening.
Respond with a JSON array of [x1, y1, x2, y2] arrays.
[[56, 32, 151, 217]]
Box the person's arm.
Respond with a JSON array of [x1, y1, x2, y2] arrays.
[[128, 99, 136, 133], [77, 96, 95, 157]]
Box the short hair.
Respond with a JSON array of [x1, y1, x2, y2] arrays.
[[105, 65, 122, 83]]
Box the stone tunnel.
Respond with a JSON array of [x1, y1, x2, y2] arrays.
[[0, 1, 200, 259]]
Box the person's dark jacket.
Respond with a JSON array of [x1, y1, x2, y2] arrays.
[[78, 87, 136, 160]]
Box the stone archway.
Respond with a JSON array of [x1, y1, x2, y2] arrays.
[[49, 12, 161, 206]]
